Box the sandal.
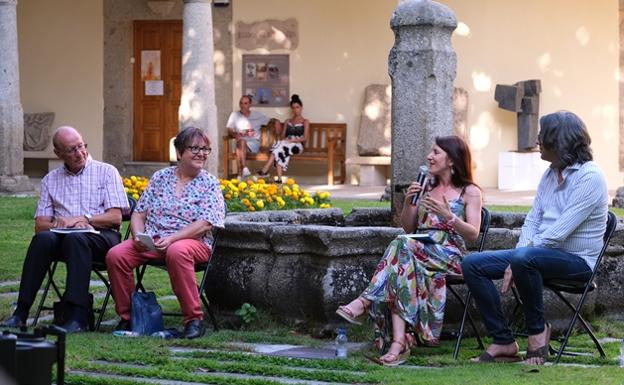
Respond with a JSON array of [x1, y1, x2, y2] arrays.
[[471, 351, 522, 363], [405, 332, 416, 349], [377, 339, 410, 367], [256, 170, 269, 177], [524, 322, 551, 365], [336, 297, 369, 325]]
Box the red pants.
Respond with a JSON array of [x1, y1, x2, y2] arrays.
[[106, 239, 211, 324]]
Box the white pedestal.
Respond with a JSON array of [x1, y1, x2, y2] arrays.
[[359, 164, 387, 186], [498, 151, 549, 191]]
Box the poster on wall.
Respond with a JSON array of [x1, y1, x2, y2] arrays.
[[242, 54, 289, 107], [145, 80, 164, 96], [141, 50, 163, 95]]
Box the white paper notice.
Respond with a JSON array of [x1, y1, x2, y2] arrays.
[[145, 80, 164, 96]]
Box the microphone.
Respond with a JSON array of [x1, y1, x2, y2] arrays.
[[411, 165, 429, 205]]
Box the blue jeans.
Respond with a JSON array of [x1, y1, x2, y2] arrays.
[[461, 247, 592, 344]]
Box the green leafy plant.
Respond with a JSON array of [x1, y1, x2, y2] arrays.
[[235, 302, 258, 324]]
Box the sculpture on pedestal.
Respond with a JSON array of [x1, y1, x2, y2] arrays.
[[494, 79, 541, 151]]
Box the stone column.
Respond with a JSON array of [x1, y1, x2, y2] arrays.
[[388, 0, 457, 225], [0, 0, 30, 192], [179, 0, 219, 175]]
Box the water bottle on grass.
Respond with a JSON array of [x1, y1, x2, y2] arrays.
[[335, 328, 348, 359], [151, 330, 174, 339], [112, 330, 140, 337]]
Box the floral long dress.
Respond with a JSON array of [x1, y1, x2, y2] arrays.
[[361, 194, 468, 346]]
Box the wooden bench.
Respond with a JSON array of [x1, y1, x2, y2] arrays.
[[222, 123, 346, 185]]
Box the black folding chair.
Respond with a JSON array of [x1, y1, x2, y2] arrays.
[[134, 228, 221, 331], [544, 211, 617, 363], [449, 207, 490, 359], [32, 197, 136, 331]]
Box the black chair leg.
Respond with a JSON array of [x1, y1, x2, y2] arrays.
[[32, 261, 59, 327], [197, 267, 218, 331], [93, 269, 112, 332], [134, 265, 148, 292], [453, 290, 471, 359], [200, 294, 219, 331], [550, 289, 605, 363], [449, 286, 484, 359]]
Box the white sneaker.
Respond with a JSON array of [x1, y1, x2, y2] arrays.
[[242, 167, 251, 177]]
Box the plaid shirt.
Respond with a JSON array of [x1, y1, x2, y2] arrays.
[[35, 157, 129, 219]]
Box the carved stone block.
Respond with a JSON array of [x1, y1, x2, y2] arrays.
[[357, 84, 391, 156], [23, 112, 55, 151]]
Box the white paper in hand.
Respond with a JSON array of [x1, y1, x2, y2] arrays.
[[400, 233, 436, 244], [136, 233, 157, 251]]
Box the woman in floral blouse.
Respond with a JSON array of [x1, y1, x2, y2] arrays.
[[107, 127, 225, 339]]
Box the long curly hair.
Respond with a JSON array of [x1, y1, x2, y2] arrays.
[[538, 111, 592, 167]]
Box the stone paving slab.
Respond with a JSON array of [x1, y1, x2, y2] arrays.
[[172, 341, 368, 360], [266, 346, 339, 360]]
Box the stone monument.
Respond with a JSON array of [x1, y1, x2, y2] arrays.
[[388, 0, 457, 225], [0, 0, 31, 192], [357, 84, 392, 157], [23, 112, 55, 151], [494, 79, 542, 151]]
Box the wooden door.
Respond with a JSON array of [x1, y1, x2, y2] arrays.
[[133, 21, 182, 161]]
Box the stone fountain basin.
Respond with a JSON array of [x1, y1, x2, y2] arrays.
[[206, 208, 624, 332]]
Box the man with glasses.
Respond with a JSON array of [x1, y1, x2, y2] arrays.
[[226, 95, 269, 179], [1, 126, 129, 332]]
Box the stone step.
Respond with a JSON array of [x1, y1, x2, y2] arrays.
[[71, 371, 215, 385], [0, 287, 109, 300], [0, 280, 20, 288], [83, 360, 368, 385]]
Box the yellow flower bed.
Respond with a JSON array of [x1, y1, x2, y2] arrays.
[[122, 176, 149, 201], [220, 177, 332, 212], [122, 175, 332, 212]]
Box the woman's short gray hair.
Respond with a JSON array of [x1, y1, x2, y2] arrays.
[[173, 127, 210, 157], [538, 110, 592, 166]]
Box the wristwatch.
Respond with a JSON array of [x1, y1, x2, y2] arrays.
[[84, 213, 93, 224]]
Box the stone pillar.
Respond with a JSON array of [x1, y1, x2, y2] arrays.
[[0, 0, 30, 192], [388, 0, 457, 225], [179, 0, 219, 175], [212, 3, 233, 177]]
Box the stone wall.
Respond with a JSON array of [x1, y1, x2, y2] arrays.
[[207, 208, 623, 332]]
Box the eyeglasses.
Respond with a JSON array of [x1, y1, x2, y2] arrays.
[[58, 143, 87, 155], [187, 146, 212, 155]]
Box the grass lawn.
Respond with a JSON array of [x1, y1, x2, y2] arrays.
[[1, 196, 623, 385]]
